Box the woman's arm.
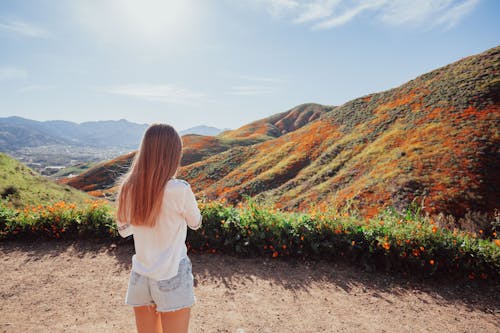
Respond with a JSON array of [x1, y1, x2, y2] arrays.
[[182, 183, 202, 230], [116, 220, 133, 238]]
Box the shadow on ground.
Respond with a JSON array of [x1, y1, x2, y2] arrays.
[[2, 238, 499, 317]]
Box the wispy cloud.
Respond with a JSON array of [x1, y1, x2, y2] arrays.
[[230, 85, 275, 96], [0, 18, 50, 38], [0, 66, 27, 81], [293, 0, 341, 24], [99, 84, 206, 106], [255, 0, 300, 17], [434, 0, 480, 30], [248, 0, 480, 30], [18, 85, 55, 93], [236, 74, 286, 83], [228, 73, 285, 96]]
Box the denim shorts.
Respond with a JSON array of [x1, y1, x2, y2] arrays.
[[125, 257, 195, 312]]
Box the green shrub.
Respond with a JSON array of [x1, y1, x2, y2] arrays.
[[1, 198, 498, 281]]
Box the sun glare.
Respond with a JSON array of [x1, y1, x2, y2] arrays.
[[75, 0, 203, 46], [118, 0, 195, 42]]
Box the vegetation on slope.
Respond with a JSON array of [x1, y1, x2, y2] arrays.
[[59, 152, 135, 198], [179, 46, 500, 217], [52, 162, 96, 179], [61, 103, 332, 194], [0, 153, 91, 207]]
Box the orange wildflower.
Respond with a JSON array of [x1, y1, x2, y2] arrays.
[[272, 251, 279, 258], [382, 242, 390, 250], [494, 239, 500, 247], [429, 260, 435, 265], [432, 226, 437, 233]]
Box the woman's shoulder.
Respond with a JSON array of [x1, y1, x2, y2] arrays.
[[166, 178, 192, 189]]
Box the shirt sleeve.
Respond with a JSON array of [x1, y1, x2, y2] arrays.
[[116, 220, 133, 238], [182, 183, 202, 230]]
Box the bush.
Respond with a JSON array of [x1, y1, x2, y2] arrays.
[[0, 199, 115, 240], [1, 185, 19, 199], [1, 198, 498, 281]]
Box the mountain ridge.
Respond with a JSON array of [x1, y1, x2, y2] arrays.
[[0, 117, 149, 150]]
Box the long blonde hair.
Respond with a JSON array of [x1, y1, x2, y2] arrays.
[[117, 124, 182, 227]]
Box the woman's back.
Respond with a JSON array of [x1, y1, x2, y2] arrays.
[[129, 179, 201, 281]]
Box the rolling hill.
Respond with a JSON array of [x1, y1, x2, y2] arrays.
[[0, 153, 92, 207], [60, 103, 333, 194], [180, 46, 499, 216], [63, 46, 499, 217]]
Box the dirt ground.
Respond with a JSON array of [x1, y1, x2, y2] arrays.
[[0, 240, 498, 333]]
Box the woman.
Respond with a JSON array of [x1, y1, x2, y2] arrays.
[[116, 123, 202, 333]]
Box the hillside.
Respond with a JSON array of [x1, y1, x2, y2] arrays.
[[219, 103, 330, 140], [61, 46, 499, 217], [59, 152, 135, 198], [0, 153, 92, 207], [61, 103, 332, 193], [179, 46, 499, 216]]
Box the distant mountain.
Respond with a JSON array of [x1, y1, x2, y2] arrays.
[[0, 153, 91, 207], [0, 117, 68, 150], [0, 117, 148, 150], [179, 125, 226, 136]]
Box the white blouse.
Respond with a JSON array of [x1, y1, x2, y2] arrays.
[[117, 178, 202, 280]]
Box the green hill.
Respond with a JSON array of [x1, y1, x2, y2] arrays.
[[0, 153, 92, 207]]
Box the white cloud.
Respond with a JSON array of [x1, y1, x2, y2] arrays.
[[230, 85, 274, 96], [99, 84, 206, 106], [18, 85, 55, 93], [435, 0, 480, 30], [227, 74, 285, 96], [293, 0, 341, 24], [255, 0, 300, 17], [247, 0, 480, 30], [0, 18, 49, 38], [314, 0, 386, 29], [0, 67, 27, 81], [236, 74, 285, 83]]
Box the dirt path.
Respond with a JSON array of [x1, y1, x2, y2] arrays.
[[0, 240, 498, 333]]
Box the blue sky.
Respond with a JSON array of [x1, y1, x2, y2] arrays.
[[0, 0, 498, 131]]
